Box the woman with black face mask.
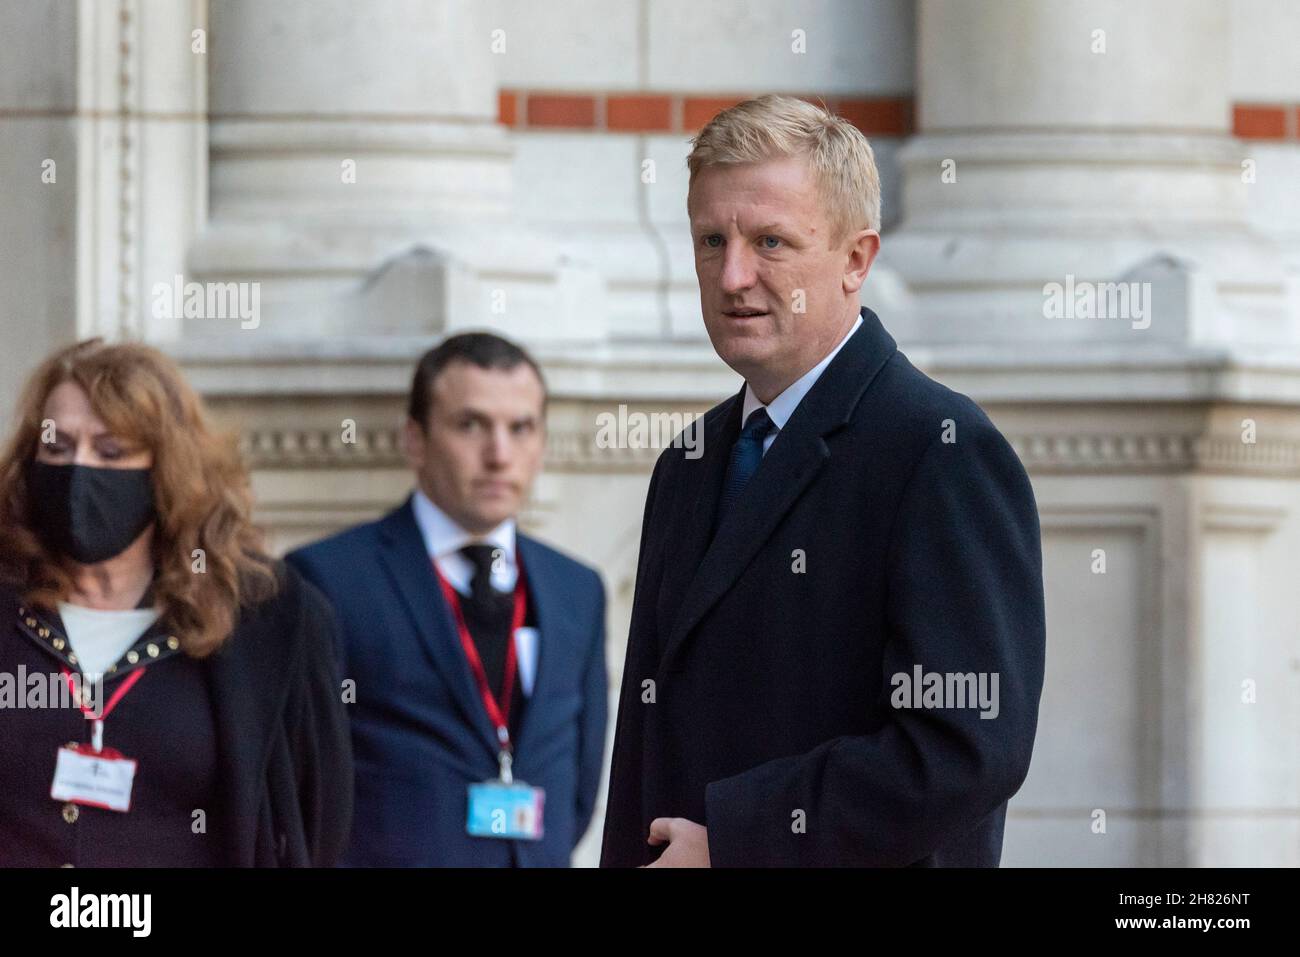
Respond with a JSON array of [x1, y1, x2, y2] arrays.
[[0, 339, 353, 866]]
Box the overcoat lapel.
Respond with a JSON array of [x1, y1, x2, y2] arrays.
[[659, 309, 898, 671]]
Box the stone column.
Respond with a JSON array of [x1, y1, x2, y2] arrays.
[[887, 0, 1297, 347], [188, 0, 603, 341], [0, 0, 207, 423], [0, 2, 79, 425], [886, 0, 1300, 866]]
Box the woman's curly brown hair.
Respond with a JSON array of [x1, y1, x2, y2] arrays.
[[0, 339, 277, 656]]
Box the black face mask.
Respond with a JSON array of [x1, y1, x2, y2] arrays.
[[26, 462, 157, 564]]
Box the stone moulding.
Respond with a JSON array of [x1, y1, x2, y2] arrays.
[[236, 425, 1300, 476]]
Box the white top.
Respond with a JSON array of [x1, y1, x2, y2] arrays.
[[409, 488, 537, 696], [58, 601, 160, 677], [411, 488, 518, 596], [741, 312, 864, 455]]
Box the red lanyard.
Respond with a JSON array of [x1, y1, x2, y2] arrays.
[[433, 558, 527, 755], [60, 667, 145, 753]]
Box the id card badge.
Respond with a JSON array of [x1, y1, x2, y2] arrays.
[[50, 744, 137, 813], [467, 780, 545, 840]]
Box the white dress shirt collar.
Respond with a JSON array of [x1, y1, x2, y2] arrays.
[[742, 311, 864, 439], [410, 488, 537, 696], [411, 488, 517, 595]]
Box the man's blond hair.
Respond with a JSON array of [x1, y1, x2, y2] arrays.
[[686, 94, 882, 244]]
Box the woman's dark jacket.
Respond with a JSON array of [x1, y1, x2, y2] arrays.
[[0, 561, 353, 866]]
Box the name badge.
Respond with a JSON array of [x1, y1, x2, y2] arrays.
[[467, 781, 545, 840], [50, 744, 137, 813]]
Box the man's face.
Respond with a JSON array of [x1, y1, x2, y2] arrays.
[[688, 155, 878, 400], [404, 362, 546, 535]]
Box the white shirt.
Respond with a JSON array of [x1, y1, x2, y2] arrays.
[[409, 488, 538, 696], [58, 602, 160, 677], [741, 312, 863, 455], [411, 488, 518, 597]]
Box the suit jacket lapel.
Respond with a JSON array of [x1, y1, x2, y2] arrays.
[[512, 535, 564, 759], [659, 308, 898, 671], [658, 416, 829, 673], [653, 392, 743, 659], [376, 497, 501, 757]]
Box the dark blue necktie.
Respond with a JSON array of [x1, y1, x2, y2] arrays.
[[715, 407, 776, 530]]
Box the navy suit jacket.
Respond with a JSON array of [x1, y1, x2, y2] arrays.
[[601, 307, 1047, 866], [287, 498, 607, 866]]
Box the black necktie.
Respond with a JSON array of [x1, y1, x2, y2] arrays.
[[458, 544, 514, 700], [715, 407, 776, 530]]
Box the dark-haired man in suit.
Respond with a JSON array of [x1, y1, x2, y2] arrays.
[[290, 332, 607, 866], [601, 95, 1046, 867]]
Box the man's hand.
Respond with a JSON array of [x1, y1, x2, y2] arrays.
[[643, 817, 711, 867]]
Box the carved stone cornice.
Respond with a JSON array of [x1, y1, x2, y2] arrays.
[[236, 424, 1300, 476], [1010, 433, 1300, 475]]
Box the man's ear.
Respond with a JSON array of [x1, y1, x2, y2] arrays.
[[402, 416, 426, 471], [843, 228, 881, 295]]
